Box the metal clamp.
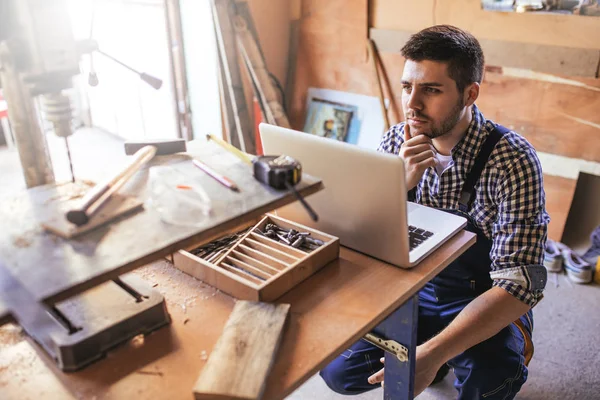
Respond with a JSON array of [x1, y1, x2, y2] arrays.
[[363, 332, 409, 362]]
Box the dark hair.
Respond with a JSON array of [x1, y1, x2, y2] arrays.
[[401, 25, 484, 93]]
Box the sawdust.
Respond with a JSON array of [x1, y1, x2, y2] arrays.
[[43, 180, 95, 204], [12, 235, 32, 248], [0, 324, 24, 349]]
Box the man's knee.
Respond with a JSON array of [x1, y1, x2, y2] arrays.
[[319, 358, 353, 395]]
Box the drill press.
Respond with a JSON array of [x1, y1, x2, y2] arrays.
[[0, 0, 171, 371], [0, 0, 80, 186]]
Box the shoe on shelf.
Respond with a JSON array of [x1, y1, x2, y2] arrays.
[[544, 239, 564, 273], [582, 226, 600, 266], [562, 249, 593, 284]]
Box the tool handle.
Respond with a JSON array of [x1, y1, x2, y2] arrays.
[[66, 146, 157, 226]]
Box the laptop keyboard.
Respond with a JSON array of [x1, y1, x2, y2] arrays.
[[408, 225, 434, 251]]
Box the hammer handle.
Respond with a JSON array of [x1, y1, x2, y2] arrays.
[[67, 146, 156, 225]]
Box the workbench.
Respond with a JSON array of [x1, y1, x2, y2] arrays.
[[0, 137, 476, 399], [0, 233, 475, 400]]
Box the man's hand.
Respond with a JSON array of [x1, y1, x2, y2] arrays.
[[367, 347, 446, 396], [367, 357, 385, 388], [399, 123, 437, 190], [414, 345, 446, 396]]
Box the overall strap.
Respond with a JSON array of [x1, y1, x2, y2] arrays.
[[458, 124, 509, 213]]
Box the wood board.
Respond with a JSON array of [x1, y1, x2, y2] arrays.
[[212, 0, 255, 153], [371, 0, 600, 51], [41, 192, 143, 239], [370, 27, 600, 77], [193, 301, 290, 400]]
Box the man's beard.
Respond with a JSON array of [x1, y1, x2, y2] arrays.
[[409, 99, 464, 139]]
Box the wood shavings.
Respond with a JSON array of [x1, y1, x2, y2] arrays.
[[12, 236, 32, 248], [136, 370, 163, 377]]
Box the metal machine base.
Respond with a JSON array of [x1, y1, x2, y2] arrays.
[[41, 275, 170, 372]]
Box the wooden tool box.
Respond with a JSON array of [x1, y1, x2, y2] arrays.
[[172, 214, 339, 301]]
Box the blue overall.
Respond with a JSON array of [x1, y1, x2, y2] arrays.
[[320, 125, 534, 399]]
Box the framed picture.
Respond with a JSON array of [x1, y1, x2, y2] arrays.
[[303, 98, 358, 143], [303, 88, 385, 149]]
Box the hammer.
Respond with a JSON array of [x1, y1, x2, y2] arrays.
[[66, 139, 187, 226]]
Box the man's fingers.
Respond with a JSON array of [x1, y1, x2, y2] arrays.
[[403, 134, 431, 147], [417, 157, 438, 170], [401, 143, 433, 157], [407, 150, 436, 165], [368, 368, 385, 385], [380, 357, 385, 364]]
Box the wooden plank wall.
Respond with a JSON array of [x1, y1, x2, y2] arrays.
[[371, 0, 600, 50], [290, 0, 599, 240], [289, 0, 374, 128]]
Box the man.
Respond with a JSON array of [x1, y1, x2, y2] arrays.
[[320, 25, 549, 399]]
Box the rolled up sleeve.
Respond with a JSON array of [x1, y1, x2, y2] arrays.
[[490, 149, 550, 307]]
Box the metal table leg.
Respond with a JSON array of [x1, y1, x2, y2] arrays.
[[374, 294, 418, 400]]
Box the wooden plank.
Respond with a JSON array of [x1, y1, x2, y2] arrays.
[[373, 51, 600, 163], [370, 27, 600, 77], [41, 193, 143, 239], [371, 0, 600, 50], [478, 70, 600, 162], [193, 301, 290, 400], [370, 0, 435, 31], [236, 16, 291, 128], [561, 172, 600, 250], [0, 140, 323, 323], [212, 0, 255, 153], [543, 174, 577, 242]]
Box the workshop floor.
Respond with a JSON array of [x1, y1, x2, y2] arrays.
[[1, 130, 599, 400]]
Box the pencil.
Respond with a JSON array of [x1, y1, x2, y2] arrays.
[[192, 159, 239, 192]]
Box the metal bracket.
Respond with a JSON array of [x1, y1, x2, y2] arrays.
[[363, 332, 409, 362]]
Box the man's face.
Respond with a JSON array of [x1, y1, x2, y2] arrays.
[[401, 60, 466, 139]]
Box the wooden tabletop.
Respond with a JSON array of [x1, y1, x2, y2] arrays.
[[0, 230, 475, 400], [0, 140, 322, 324]]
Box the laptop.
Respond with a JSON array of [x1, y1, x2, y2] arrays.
[[259, 123, 467, 268]]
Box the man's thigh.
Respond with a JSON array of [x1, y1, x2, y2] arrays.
[[319, 339, 384, 394], [449, 312, 533, 400]]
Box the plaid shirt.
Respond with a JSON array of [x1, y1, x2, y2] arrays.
[[378, 105, 549, 307]]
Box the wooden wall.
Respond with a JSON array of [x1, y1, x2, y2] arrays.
[[248, 0, 291, 86], [371, 0, 600, 50], [289, 0, 373, 128], [289, 0, 600, 240]]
